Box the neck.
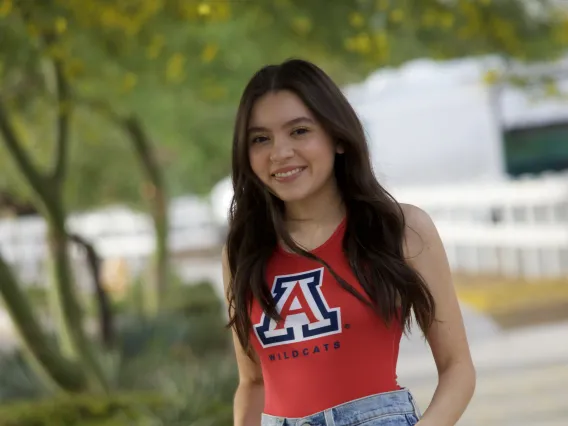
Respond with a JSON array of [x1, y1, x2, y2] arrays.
[[284, 180, 345, 230]]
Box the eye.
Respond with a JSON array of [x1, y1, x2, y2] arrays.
[[250, 135, 269, 144], [292, 127, 309, 136]]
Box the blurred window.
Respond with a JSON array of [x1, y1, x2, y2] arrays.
[[504, 121, 568, 176]]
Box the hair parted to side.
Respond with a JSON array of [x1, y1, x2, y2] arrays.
[[226, 58, 436, 356]]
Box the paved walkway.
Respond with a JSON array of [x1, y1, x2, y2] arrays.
[[398, 320, 568, 425]]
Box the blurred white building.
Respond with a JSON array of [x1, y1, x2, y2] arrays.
[[343, 55, 568, 189]]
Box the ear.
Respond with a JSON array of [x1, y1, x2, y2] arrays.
[[336, 143, 345, 154]]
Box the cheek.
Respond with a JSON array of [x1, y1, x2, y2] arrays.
[[306, 139, 336, 170], [248, 148, 269, 180]]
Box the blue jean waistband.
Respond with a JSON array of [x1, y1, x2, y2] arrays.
[[261, 388, 421, 426]]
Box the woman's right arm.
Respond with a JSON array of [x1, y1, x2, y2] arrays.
[[222, 247, 265, 426]]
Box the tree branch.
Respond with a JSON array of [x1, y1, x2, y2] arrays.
[[76, 101, 171, 312], [0, 250, 85, 392], [76, 102, 165, 194], [0, 99, 47, 197], [75, 96, 123, 125], [123, 117, 164, 190], [69, 233, 114, 349], [123, 116, 170, 309], [51, 59, 70, 186]]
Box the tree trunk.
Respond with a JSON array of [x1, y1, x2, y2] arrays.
[[0, 253, 86, 393], [46, 204, 109, 393], [0, 94, 108, 393], [124, 117, 170, 317]]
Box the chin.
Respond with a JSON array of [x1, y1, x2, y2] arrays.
[[271, 188, 312, 203]]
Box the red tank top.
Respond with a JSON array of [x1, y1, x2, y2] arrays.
[[250, 218, 403, 418]]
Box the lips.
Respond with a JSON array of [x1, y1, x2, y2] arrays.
[[271, 167, 304, 177], [271, 166, 307, 182]]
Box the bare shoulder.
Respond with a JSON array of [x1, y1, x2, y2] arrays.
[[399, 203, 441, 261], [220, 244, 231, 295], [221, 243, 229, 267]]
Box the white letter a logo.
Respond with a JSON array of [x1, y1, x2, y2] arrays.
[[254, 268, 341, 348]]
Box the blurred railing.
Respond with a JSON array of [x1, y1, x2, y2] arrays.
[[0, 197, 223, 289], [394, 171, 568, 279], [438, 222, 568, 278], [1, 172, 567, 289]]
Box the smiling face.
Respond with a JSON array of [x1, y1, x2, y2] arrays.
[[247, 90, 343, 205]]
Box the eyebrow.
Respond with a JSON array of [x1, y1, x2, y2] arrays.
[[248, 116, 314, 133]]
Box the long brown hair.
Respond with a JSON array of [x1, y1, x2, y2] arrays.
[[226, 59, 435, 356]]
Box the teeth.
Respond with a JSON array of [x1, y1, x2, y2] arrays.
[[274, 168, 303, 178]]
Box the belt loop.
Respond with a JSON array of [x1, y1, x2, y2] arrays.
[[408, 392, 422, 418], [324, 409, 336, 426]]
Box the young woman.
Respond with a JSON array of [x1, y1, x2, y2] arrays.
[[222, 59, 475, 426]]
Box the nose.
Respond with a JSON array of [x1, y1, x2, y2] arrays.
[[269, 137, 294, 163]]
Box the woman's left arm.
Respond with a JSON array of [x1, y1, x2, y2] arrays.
[[402, 204, 476, 426]]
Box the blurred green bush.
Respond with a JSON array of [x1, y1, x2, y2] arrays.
[[115, 279, 230, 362], [0, 392, 167, 426], [0, 279, 237, 426], [0, 351, 46, 402], [0, 357, 237, 426]]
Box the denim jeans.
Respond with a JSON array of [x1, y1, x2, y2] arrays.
[[261, 388, 422, 426]]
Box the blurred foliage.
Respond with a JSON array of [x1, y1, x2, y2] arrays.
[[0, 382, 235, 425], [0, 392, 168, 426], [0, 279, 236, 425], [115, 280, 229, 365], [0, 0, 566, 211], [0, 351, 46, 402]]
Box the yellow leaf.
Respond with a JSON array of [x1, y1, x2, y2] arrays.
[[201, 43, 219, 64], [55, 17, 67, 34], [122, 73, 138, 93], [197, 3, 211, 16], [292, 16, 312, 35], [201, 84, 228, 101], [421, 11, 437, 28], [374, 32, 390, 61], [553, 16, 568, 44], [482, 69, 500, 86], [544, 81, 560, 97], [65, 59, 85, 79], [26, 24, 39, 38], [374, 31, 388, 48], [349, 12, 365, 28], [0, 0, 12, 18], [215, 3, 231, 20], [344, 33, 372, 54], [376, 0, 389, 11], [101, 7, 118, 27], [47, 44, 65, 60], [166, 53, 185, 83], [178, 3, 197, 20], [124, 21, 140, 36], [11, 113, 32, 148], [146, 34, 165, 59], [390, 9, 404, 23], [441, 13, 454, 28]]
